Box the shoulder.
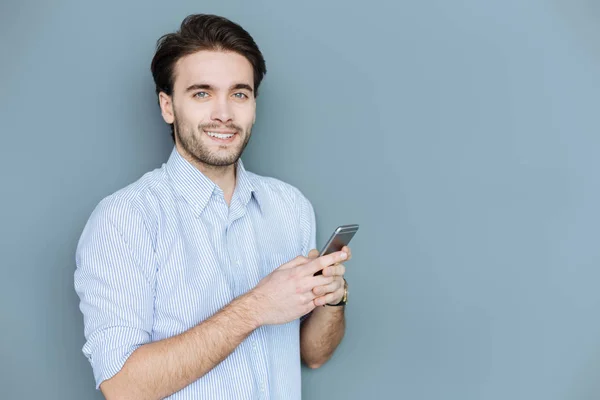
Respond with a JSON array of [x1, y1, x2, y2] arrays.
[[83, 167, 167, 239], [247, 171, 313, 211]]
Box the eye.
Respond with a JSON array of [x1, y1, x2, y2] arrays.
[[233, 92, 248, 99], [194, 91, 209, 98]]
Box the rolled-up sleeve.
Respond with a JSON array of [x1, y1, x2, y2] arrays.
[[74, 198, 156, 389]]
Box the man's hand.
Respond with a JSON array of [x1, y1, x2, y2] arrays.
[[249, 251, 348, 325], [308, 246, 351, 306]]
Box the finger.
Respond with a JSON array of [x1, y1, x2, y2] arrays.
[[342, 246, 352, 261], [312, 279, 343, 296], [313, 289, 343, 307], [322, 263, 346, 277], [307, 249, 319, 259], [305, 275, 335, 291], [307, 251, 347, 275], [303, 291, 318, 303], [278, 255, 310, 270]]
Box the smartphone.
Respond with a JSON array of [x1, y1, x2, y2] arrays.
[[314, 224, 359, 275]]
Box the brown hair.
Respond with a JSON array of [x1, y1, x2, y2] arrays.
[[150, 14, 267, 141]]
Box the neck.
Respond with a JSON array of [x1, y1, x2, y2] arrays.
[[175, 144, 237, 205]]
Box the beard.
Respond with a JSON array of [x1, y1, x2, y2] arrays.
[[173, 114, 252, 168]]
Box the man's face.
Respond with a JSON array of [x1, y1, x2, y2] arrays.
[[160, 50, 256, 168]]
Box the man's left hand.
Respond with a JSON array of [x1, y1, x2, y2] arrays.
[[307, 245, 351, 306]]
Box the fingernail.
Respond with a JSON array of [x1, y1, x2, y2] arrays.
[[341, 252, 347, 260]]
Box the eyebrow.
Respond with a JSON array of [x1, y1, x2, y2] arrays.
[[185, 83, 254, 93]]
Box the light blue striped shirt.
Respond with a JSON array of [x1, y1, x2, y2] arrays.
[[74, 147, 316, 399]]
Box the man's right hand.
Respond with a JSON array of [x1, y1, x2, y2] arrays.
[[248, 251, 348, 326]]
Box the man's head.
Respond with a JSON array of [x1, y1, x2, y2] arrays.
[[151, 14, 267, 168]]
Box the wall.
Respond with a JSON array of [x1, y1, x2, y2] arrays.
[[2, 0, 600, 399]]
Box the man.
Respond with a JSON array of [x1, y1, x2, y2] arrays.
[[74, 13, 351, 400]]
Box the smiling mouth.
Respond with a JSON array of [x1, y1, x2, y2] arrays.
[[204, 130, 238, 142]]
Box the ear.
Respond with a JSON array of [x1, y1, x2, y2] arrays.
[[158, 92, 175, 124]]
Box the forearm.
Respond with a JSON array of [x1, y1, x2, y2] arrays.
[[300, 305, 345, 369], [100, 292, 261, 400]]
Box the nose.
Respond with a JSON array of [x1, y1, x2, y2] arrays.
[[210, 97, 233, 124]]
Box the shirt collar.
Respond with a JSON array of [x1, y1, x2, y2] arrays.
[[165, 146, 260, 217]]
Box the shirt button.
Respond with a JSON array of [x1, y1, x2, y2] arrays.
[[252, 341, 258, 351]]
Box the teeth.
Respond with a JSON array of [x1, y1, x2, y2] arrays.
[[207, 131, 234, 139]]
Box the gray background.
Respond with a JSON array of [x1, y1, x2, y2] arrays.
[[2, 0, 600, 399]]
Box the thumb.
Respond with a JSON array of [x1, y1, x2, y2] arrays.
[[308, 249, 319, 259]]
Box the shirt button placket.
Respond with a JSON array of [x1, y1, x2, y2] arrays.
[[226, 224, 240, 296], [251, 337, 268, 399], [260, 382, 266, 399]]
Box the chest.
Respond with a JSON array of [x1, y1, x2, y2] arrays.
[[151, 199, 302, 335]]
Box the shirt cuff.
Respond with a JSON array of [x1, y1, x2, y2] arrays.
[[84, 326, 151, 389]]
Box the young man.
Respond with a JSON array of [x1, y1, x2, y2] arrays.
[[74, 14, 351, 400]]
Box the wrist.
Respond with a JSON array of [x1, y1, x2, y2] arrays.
[[236, 290, 264, 329], [326, 279, 348, 306]]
